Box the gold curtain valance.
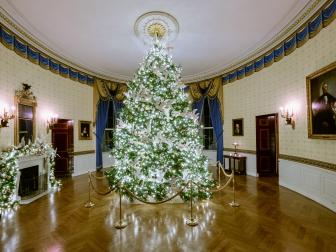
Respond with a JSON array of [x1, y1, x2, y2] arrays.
[[93, 79, 128, 124], [95, 79, 127, 102], [188, 77, 224, 121], [189, 77, 222, 101]]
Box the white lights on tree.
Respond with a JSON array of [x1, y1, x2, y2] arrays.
[[106, 41, 214, 201]]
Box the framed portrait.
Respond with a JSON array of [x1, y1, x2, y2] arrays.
[[79, 120, 92, 140], [307, 62, 336, 139], [232, 118, 244, 136]]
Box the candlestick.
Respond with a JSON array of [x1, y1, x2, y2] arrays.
[[233, 142, 238, 155]]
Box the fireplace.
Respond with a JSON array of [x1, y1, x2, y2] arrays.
[[16, 155, 50, 204], [19, 165, 38, 197], [18, 165, 48, 200]]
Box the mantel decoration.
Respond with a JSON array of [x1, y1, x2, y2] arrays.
[[0, 139, 61, 216]]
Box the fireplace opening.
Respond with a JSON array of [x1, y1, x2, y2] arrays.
[[18, 165, 48, 199]]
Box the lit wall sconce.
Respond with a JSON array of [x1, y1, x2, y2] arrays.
[[0, 103, 15, 128], [280, 106, 295, 129], [46, 113, 58, 133]]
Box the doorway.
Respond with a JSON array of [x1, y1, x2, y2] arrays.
[[51, 119, 74, 177], [256, 114, 278, 177]]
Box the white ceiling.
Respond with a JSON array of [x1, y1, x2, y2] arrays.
[[0, 0, 312, 82]]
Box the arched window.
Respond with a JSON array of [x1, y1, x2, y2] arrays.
[[200, 97, 217, 150]]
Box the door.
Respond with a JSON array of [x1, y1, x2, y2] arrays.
[[256, 114, 278, 177], [51, 119, 74, 177]]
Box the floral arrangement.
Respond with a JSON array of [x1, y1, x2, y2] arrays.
[[0, 139, 61, 215]]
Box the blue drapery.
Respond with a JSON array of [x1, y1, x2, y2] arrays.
[[192, 96, 223, 164], [95, 100, 110, 170], [192, 97, 204, 122], [95, 99, 124, 170], [209, 98, 224, 164], [114, 100, 124, 118]]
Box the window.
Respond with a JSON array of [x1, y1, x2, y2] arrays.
[[102, 103, 116, 152], [200, 97, 216, 150]]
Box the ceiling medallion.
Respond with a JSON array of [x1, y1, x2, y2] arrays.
[[147, 23, 166, 38], [134, 11, 179, 45]]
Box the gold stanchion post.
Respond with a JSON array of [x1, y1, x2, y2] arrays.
[[186, 181, 198, 226], [229, 170, 240, 207], [217, 163, 221, 189], [229, 144, 240, 207], [114, 188, 128, 229], [84, 171, 95, 208]]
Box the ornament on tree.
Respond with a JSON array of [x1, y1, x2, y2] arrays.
[[106, 41, 214, 202]]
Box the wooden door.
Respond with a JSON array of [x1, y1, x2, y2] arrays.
[[51, 119, 74, 177], [256, 114, 278, 177]]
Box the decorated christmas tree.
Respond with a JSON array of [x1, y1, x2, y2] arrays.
[[106, 41, 214, 201]]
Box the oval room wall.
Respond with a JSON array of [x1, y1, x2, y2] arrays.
[[0, 43, 97, 175], [223, 20, 336, 211], [0, 1, 335, 211]]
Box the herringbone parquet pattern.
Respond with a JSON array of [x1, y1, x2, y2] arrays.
[[1, 174, 335, 252]]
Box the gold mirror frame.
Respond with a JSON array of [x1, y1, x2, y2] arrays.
[[14, 84, 37, 145]]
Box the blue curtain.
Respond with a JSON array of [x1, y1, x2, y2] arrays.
[[209, 98, 224, 164], [192, 97, 204, 122], [95, 100, 110, 170], [114, 100, 124, 118]]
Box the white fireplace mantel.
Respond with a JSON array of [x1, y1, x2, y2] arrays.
[[16, 154, 51, 204]]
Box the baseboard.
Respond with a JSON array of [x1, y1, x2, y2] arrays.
[[279, 180, 336, 212]]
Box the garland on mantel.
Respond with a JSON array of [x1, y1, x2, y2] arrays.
[[0, 139, 61, 215]]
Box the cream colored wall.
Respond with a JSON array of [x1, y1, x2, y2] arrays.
[[224, 20, 336, 164], [0, 45, 94, 153]]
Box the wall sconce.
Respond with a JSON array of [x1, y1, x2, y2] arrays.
[[0, 104, 15, 128], [46, 113, 58, 133], [280, 106, 295, 129]]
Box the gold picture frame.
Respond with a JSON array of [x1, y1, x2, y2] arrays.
[[306, 62, 336, 139], [79, 120, 92, 140], [232, 118, 244, 136]]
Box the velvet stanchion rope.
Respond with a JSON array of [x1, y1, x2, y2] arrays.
[[89, 172, 117, 195], [120, 183, 188, 205], [210, 161, 234, 192], [88, 161, 233, 199]]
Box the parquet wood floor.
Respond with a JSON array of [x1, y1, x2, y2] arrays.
[[1, 174, 335, 252]]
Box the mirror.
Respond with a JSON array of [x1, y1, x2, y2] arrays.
[[14, 84, 37, 146]]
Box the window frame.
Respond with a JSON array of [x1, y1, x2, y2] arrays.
[[102, 102, 116, 152], [200, 97, 217, 150]]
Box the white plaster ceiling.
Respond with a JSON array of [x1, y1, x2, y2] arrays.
[[0, 0, 312, 82]]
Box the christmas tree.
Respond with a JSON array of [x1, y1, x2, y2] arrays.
[[106, 41, 214, 202]]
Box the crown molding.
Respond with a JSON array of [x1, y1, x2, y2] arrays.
[[182, 0, 325, 83], [0, 7, 128, 83], [0, 1, 327, 84]]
